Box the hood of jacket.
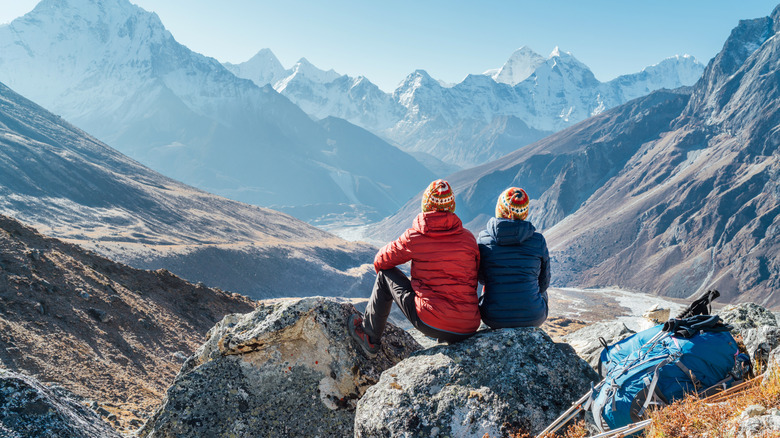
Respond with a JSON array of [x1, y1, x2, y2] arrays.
[[480, 217, 535, 246], [413, 211, 464, 236]]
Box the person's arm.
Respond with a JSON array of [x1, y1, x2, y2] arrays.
[[477, 244, 486, 285], [538, 237, 550, 294], [373, 230, 413, 272]]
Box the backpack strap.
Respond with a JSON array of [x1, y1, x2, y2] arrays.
[[675, 361, 702, 391]]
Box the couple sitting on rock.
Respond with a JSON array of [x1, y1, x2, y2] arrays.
[[349, 179, 550, 358]]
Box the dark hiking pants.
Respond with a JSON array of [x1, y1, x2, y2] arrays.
[[362, 267, 475, 344]]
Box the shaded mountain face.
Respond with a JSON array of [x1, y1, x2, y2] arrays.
[[0, 213, 256, 433], [370, 6, 780, 304], [228, 47, 703, 170], [0, 80, 376, 299], [0, 0, 431, 222]]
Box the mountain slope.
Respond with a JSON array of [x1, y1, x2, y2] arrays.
[[0, 79, 376, 299], [0, 0, 431, 222], [0, 213, 256, 433], [546, 5, 780, 303]]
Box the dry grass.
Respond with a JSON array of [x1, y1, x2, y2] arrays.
[[645, 369, 780, 438]]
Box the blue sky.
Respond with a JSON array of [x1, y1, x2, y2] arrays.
[[2, 1, 778, 91]]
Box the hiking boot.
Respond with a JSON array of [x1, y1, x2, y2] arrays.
[[348, 313, 379, 358]]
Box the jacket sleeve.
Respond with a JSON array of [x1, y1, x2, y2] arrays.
[[373, 229, 414, 272], [476, 244, 485, 285], [538, 236, 551, 294]]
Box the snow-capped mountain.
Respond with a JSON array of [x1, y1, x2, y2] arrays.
[[225, 49, 406, 132], [223, 48, 288, 88], [228, 46, 705, 170], [0, 0, 433, 223], [484, 46, 548, 85], [384, 47, 705, 168]]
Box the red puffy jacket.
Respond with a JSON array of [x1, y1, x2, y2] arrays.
[[374, 211, 480, 334]]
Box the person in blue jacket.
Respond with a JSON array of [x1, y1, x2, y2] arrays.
[[478, 187, 550, 328]]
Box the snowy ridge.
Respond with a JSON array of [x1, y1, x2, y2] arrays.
[[227, 46, 705, 169]]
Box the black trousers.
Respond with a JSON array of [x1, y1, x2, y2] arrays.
[[362, 267, 475, 344]]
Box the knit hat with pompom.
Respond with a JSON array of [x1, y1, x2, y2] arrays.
[[421, 179, 456, 213], [495, 187, 529, 220]]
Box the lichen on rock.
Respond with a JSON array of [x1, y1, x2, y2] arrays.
[[718, 302, 778, 335], [354, 327, 600, 437], [139, 297, 420, 437]]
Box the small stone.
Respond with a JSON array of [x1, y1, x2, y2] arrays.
[[742, 404, 767, 419], [173, 351, 188, 362], [34, 302, 45, 315], [78, 289, 90, 300], [87, 308, 110, 323]]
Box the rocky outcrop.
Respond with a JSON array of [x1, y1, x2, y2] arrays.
[[733, 405, 780, 438], [718, 302, 778, 335], [139, 297, 420, 437], [354, 328, 599, 437], [562, 321, 635, 371], [0, 368, 120, 438]]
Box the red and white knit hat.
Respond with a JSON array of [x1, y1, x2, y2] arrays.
[[495, 187, 529, 220], [421, 179, 456, 213]]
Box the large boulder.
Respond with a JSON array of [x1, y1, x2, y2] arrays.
[[354, 328, 600, 437], [139, 297, 421, 437], [718, 303, 778, 335], [0, 368, 120, 438], [562, 321, 635, 371]]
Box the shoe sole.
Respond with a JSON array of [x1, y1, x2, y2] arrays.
[[348, 313, 378, 359]]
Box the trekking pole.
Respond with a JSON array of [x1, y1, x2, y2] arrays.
[[535, 390, 592, 438], [586, 419, 652, 438], [703, 374, 763, 404]]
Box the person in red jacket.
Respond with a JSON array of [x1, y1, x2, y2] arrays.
[[348, 179, 481, 358]]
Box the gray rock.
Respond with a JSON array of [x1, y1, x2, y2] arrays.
[[733, 412, 780, 437], [354, 328, 600, 437], [0, 368, 121, 438], [742, 326, 780, 361], [562, 321, 635, 371], [718, 303, 778, 335], [86, 308, 111, 323], [139, 297, 420, 438]]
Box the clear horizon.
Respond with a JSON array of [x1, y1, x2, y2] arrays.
[[1, 0, 778, 92]]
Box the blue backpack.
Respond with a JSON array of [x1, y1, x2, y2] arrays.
[[588, 316, 744, 432]]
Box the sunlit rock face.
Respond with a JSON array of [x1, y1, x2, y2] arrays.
[[139, 297, 421, 437]]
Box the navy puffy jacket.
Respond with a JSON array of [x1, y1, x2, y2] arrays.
[[477, 217, 550, 328]]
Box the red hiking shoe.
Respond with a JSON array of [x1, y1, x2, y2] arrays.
[[348, 314, 379, 358]]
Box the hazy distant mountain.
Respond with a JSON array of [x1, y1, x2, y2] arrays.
[[228, 46, 704, 170], [0, 0, 432, 223], [0, 79, 377, 299], [224, 49, 406, 132], [368, 5, 780, 304]]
